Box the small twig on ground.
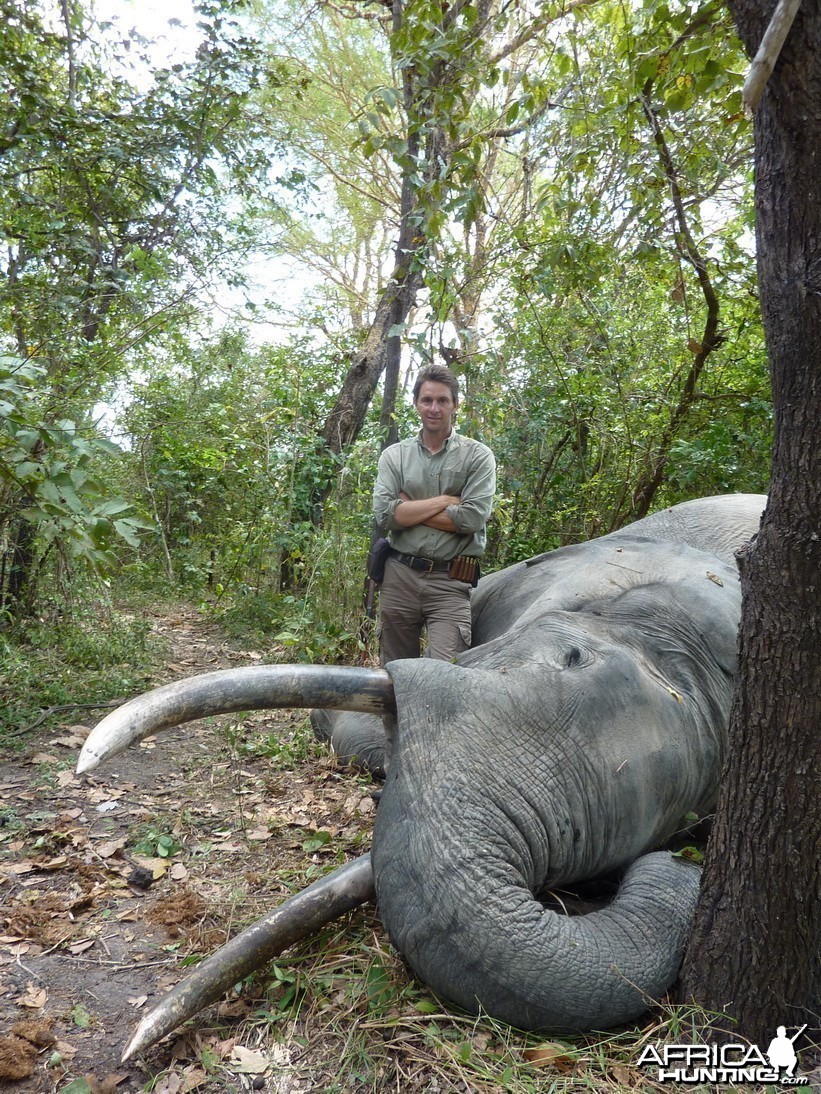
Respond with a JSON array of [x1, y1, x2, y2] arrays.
[[7, 699, 124, 737]]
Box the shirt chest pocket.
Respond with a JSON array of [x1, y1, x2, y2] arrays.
[[440, 469, 468, 495]]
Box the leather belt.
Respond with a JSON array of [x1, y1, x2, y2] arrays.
[[392, 551, 450, 574]]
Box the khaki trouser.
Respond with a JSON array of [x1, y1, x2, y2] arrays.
[[378, 556, 472, 665], [378, 556, 472, 772]]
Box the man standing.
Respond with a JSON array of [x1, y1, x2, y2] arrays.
[[373, 364, 496, 665]]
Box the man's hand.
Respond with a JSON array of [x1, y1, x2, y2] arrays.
[[394, 491, 461, 529]]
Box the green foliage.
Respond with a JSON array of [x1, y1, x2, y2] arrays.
[[480, 246, 771, 562], [224, 715, 320, 770], [0, 356, 147, 568], [0, 0, 293, 385], [436, 0, 772, 561], [132, 824, 183, 859], [274, 595, 361, 664], [0, 0, 302, 618], [120, 329, 376, 656], [0, 0, 775, 641], [0, 600, 159, 740], [0, 355, 149, 613]]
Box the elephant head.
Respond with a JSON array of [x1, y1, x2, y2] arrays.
[[76, 493, 765, 1059]]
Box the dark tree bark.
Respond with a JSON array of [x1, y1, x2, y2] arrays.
[[678, 0, 821, 1047], [3, 494, 37, 619], [317, 0, 434, 467], [320, 257, 422, 456]]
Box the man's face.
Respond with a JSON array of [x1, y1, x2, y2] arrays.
[[414, 380, 458, 436]]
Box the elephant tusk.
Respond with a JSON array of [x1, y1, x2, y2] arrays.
[[77, 666, 396, 774], [122, 853, 375, 1062]]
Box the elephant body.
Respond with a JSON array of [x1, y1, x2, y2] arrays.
[[78, 493, 767, 1054], [368, 494, 764, 1028]]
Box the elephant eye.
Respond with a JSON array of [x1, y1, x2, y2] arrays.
[[564, 647, 582, 668]]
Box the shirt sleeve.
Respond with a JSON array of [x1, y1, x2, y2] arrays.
[[373, 447, 403, 534], [445, 444, 496, 534]]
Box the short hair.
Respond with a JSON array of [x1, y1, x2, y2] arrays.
[[412, 364, 459, 403]]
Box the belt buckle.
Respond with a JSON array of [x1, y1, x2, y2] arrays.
[[421, 556, 435, 573]]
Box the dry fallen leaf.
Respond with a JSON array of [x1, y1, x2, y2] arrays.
[[67, 939, 96, 955], [132, 856, 168, 879], [5, 862, 36, 876], [228, 1045, 269, 1074], [151, 1074, 183, 1094], [17, 983, 47, 1009], [97, 1073, 130, 1093], [611, 1063, 639, 1086], [1, 942, 31, 959], [96, 837, 127, 859], [52, 734, 88, 748], [523, 1041, 576, 1071], [41, 855, 69, 870], [244, 828, 271, 841]]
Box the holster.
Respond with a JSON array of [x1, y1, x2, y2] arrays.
[[448, 555, 480, 587], [368, 538, 393, 584]]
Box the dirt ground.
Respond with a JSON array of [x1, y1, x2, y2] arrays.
[[0, 608, 380, 1093], [4, 609, 820, 1094]]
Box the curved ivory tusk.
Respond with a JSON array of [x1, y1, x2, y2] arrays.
[[77, 666, 395, 774], [122, 853, 375, 1061]]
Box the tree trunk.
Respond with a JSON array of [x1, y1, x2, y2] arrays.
[[678, 0, 821, 1047], [307, 0, 507, 522], [3, 506, 37, 620], [320, 259, 422, 457]]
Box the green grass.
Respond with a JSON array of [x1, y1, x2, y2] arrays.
[[0, 601, 163, 743], [174, 910, 752, 1093]]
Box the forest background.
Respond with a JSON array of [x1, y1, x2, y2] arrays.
[[0, 0, 773, 685], [0, 0, 805, 1085]]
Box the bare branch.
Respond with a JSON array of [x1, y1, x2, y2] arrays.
[[488, 0, 602, 67], [742, 0, 803, 114]]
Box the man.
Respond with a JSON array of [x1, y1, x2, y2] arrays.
[[373, 363, 496, 666]]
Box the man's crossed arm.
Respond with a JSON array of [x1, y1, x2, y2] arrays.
[[393, 491, 461, 532]]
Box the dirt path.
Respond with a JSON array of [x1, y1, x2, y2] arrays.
[[0, 607, 377, 1093]]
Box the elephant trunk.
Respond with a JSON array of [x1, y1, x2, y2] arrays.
[[77, 665, 395, 773], [372, 659, 704, 1030], [374, 827, 700, 1029]]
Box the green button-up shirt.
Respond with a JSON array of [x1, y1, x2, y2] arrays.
[[373, 429, 496, 561]]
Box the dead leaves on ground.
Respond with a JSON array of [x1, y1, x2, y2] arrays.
[[1, 605, 380, 1089]]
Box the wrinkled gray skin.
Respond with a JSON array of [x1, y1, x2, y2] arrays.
[[332, 494, 765, 1028], [311, 707, 387, 775], [78, 493, 766, 1053]]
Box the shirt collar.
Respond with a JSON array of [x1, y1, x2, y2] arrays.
[[416, 427, 459, 453]]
